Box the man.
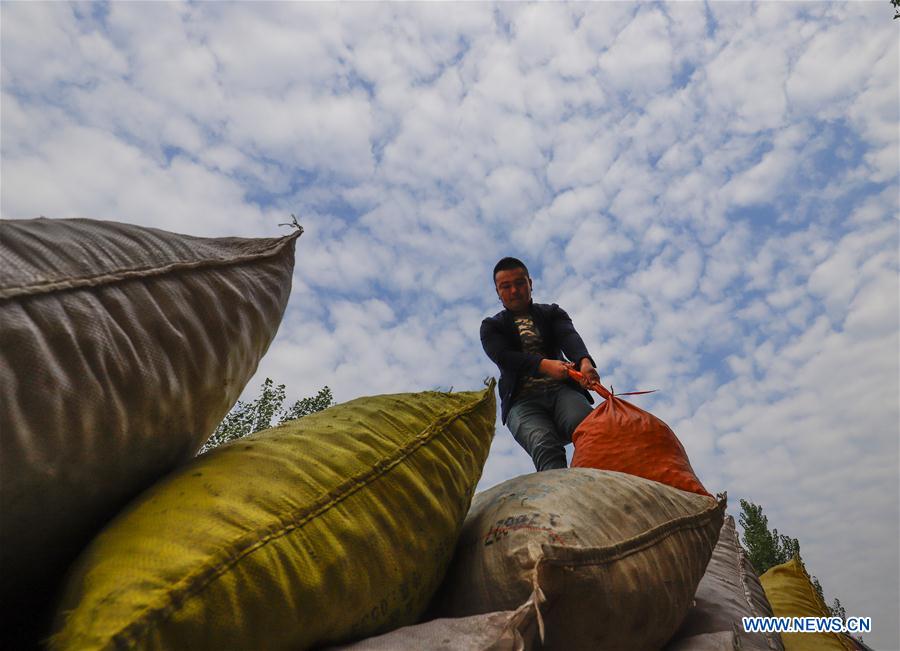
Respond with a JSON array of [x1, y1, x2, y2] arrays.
[[480, 257, 601, 471]]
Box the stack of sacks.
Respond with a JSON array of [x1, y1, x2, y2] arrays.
[[428, 468, 726, 651], [0, 218, 299, 644], [48, 385, 497, 650], [370, 382, 722, 651], [664, 515, 784, 651], [760, 558, 857, 651]]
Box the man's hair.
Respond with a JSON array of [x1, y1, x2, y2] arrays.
[[493, 257, 529, 282]]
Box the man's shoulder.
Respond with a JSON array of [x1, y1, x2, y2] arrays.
[[482, 303, 566, 328], [482, 309, 507, 327], [483, 303, 561, 321], [531, 302, 563, 316]]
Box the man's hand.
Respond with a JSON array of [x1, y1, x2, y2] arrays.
[[578, 358, 601, 389], [539, 359, 574, 380]]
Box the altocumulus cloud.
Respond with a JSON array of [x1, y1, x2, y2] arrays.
[[2, 2, 897, 646]]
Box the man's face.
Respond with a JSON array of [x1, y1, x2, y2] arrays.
[[495, 267, 532, 313]]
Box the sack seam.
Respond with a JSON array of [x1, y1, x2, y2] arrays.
[[536, 494, 725, 568], [0, 230, 301, 301], [521, 496, 724, 649], [102, 382, 495, 649]]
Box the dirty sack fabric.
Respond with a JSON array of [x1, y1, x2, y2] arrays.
[[571, 392, 711, 496], [664, 515, 784, 651], [666, 631, 740, 651], [49, 386, 496, 651], [430, 468, 725, 651], [327, 599, 540, 651], [0, 217, 299, 600]]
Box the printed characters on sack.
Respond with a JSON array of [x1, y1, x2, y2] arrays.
[[483, 512, 568, 547]]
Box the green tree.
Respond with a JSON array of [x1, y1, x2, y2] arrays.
[[893, 0, 900, 19], [738, 498, 800, 574], [280, 386, 336, 422], [199, 379, 335, 454]]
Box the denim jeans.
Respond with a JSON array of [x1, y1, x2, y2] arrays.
[[506, 384, 593, 471]]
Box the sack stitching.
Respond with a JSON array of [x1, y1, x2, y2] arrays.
[[0, 231, 301, 301], [535, 494, 725, 568]]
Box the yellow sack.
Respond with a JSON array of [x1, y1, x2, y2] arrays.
[[759, 557, 853, 651], [50, 385, 496, 651]]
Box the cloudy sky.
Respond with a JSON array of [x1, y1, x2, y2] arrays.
[[2, 2, 897, 646]]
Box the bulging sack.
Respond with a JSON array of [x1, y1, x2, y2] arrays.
[[430, 468, 725, 651], [0, 217, 299, 598], [664, 516, 784, 651], [571, 392, 711, 496], [759, 558, 854, 651], [49, 386, 496, 651]]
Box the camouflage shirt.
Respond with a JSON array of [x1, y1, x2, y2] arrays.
[[513, 314, 562, 399]]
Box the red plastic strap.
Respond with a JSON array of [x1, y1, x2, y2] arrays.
[[567, 369, 656, 399]]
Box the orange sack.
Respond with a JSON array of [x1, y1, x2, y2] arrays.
[[569, 374, 711, 497]]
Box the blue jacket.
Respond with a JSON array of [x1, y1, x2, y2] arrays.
[[480, 302, 595, 424]]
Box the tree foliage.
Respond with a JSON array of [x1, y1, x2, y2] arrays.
[[893, 0, 900, 20], [738, 498, 800, 575], [199, 378, 335, 454], [281, 385, 336, 422]]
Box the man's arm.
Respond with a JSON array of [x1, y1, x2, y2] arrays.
[[481, 314, 588, 382], [538, 358, 575, 380], [575, 357, 601, 387], [480, 318, 543, 378], [547, 304, 601, 386]]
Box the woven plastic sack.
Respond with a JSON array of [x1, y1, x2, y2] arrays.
[[49, 385, 496, 651], [759, 558, 854, 651], [570, 391, 711, 496], [0, 217, 300, 600], [666, 631, 740, 650], [664, 515, 784, 651], [327, 599, 540, 651], [430, 468, 725, 651]]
